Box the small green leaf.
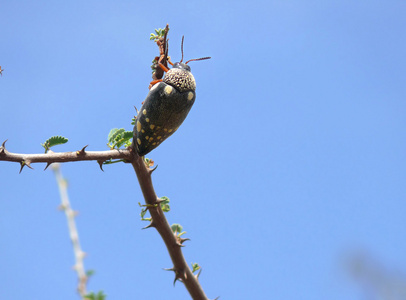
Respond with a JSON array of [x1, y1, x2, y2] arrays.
[[171, 223, 183, 234], [86, 269, 95, 278], [192, 263, 201, 273], [159, 196, 170, 212], [41, 136, 68, 153], [108, 128, 124, 144], [85, 291, 106, 300], [150, 27, 168, 41], [107, 128, 133, 150]]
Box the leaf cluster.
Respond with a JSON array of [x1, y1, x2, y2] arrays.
[[107, 128, 132, 150], [149, 28, 167, 41]]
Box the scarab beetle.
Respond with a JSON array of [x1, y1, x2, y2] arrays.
[[133, 37, 210, 156]]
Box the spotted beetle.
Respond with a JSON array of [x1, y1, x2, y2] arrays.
[[133, 36, 210, 156]]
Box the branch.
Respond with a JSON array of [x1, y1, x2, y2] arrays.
[[131, 156, 209, 300], [52, 163, 88, 297], [0, 140, 132, 172], [0, 141, 210, 299]]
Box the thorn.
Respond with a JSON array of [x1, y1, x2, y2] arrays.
[[214, 297, 220, 300], [0, 139, 7, 154], [76, 145, 88, 155], [19, 161, 34, 173], [44, 162, 52, 171], [134, 105, 139, 114], [179, 237, 190, 245], [142, 221, 156, 229], [195, 268, 202, 279], [173, 275, 182, 286], [97, 160, 104, 171], [148, 164, 158, 174], [156, 198, 166, 204], [163, 267, 175, 272]]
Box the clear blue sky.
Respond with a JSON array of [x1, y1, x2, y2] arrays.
[[1, 1, 405, 299]]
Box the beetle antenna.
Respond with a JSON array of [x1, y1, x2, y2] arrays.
[[185, 57, 211, 64], [180, 36, 185, 63]]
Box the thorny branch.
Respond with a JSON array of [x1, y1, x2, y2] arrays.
[[52, 163, 88, 297], [0, 141, 210, 300]]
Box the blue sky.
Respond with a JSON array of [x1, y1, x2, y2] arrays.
[[1, 1, 406, 299]]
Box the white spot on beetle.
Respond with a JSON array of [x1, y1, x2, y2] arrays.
[[187, 92, 194, 101], [164, 85, 173, 95]]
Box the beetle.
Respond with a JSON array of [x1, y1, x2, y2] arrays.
[[133, 36, 210, 156]]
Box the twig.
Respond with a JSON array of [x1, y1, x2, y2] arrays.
[[52, 163, 88, 297], [0, 142, 210, 299], [131, 155, 209, 300], [0, 141, 132, 172]]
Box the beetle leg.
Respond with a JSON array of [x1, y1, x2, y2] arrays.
[[167, 57, 174, 66], [150, 79, 163, 85], [148, 79, 163, 90], [158, 62, 170, 73]]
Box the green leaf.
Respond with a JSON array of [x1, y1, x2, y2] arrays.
[[86, 269, 95, 278], [85, 291, 106, 300], [108, 128, 124, 144], [41, 136, 68, 153], [107, 128, 133, 150], [171, 223, 183, 234], [159, 196, 170, 212], [150, 27, 168, 41], [192, 263, 201, 273]]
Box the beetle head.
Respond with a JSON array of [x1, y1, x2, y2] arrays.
[[174, 36, 211, 72]]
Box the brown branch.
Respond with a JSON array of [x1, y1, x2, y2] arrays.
[[0, 141, 210, 299], [131, 155, 209, 300], [0, 141, 132, 172]]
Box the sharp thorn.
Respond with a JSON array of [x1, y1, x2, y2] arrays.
[[76, 145, 88, 155], [134, 105, 139, 114], [163, 267, 175, 272], [97, 160, 104, 171], [19, 163, 24, 174], [1, 139, 8, 148], [179, 238, 190, 244], [43, 162, 52, 171], [80, 145, 88, 153], [156, 198, 165, 204], [173, 276, 181, 286], [19, 161, 33, 173], [148, 164, 158, 174], [142, 221, 156, 229], [0, 139, 8, 153], [0, 140, 7, 154], [214, 297, 221, 300], [195, 268, 202, 279], [25, 161, 34, 170]]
